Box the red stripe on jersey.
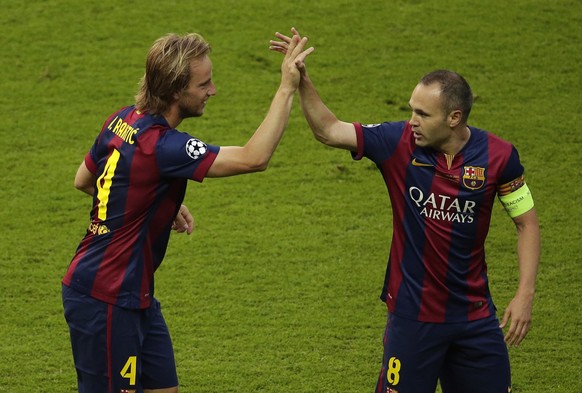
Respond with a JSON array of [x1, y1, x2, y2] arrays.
[[125, 135, 166, 307], [84, 151, 97, 174], [193, 150, 218, 181]]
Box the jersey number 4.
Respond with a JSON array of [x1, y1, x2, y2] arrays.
[[96, 149, 120, 221]]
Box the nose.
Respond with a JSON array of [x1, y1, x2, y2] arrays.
[[409, 112, 419, 126], [208, 82, 217, 96]]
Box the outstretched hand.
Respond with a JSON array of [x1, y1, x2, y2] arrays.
[[272, 27, 313, 87], [270, 27, 302, 54]]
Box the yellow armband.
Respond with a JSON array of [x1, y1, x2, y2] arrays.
[[498, 183, 534, 218]]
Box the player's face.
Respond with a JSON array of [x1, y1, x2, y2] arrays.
[[178, 55, 216, 118], [408, 83, 452, 151]]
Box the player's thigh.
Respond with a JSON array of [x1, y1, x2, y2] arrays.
[[140, 299, 178, 390], [376, 313, 447, 393], [439, 316, 511, 393], [62, 285, 111, 391], [63, 286, 145, 392]]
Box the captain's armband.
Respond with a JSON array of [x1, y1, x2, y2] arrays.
[[498, 183, 534, 218]]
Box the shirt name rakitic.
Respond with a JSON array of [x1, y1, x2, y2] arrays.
[[107, 116, 138, 144]]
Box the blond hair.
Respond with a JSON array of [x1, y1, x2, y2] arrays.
[[135, 33, 211, 115]]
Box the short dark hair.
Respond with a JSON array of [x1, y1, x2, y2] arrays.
[[419, 70, 473, 123]]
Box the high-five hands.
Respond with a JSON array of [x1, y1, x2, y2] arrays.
[[272, 27, 312, 81]]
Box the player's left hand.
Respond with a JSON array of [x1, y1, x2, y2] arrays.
[[499, 293, 534, 347], [172, 204, 194, 235], [270, 27, 311, 74]]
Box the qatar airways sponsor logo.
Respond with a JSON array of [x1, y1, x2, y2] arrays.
[[409, 186, 476, 224]]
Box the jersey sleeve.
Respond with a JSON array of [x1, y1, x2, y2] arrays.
[[156, 130, 220, 182], [85, 129, 109, 175], [84, 151, 97, 174], [496, 145, 535, 217], [351, 121, 407, 164], [497, 145, 525, 195]]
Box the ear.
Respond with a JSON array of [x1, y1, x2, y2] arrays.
[[448, 109, 462, 127]]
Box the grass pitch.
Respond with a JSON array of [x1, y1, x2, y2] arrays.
[[1, 0, 580, 392]]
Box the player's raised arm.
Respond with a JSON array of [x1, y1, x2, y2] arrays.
[[206, 33, 314, 178], [270, 28, 357, 152]]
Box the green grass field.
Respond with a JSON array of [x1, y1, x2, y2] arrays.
[[1, 0, 580, 391]]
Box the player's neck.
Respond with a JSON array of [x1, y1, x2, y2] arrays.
[[439, 126, 471, 156], [162, 106, 183, 129]]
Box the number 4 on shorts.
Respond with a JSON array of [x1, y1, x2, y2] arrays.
[[120, 356, 137, 385]]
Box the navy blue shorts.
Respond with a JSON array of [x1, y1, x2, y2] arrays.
[[375, 312, 511, 393], [62, 285, 178, 393]]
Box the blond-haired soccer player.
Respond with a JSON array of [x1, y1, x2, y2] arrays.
[[62, 32, 313, 393]]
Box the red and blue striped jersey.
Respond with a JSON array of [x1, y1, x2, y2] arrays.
[[63, 106, 219, 309], [353, 121, 525, 323]]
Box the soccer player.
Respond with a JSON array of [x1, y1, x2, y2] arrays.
[[270, 29, 540, 393], [62, 32, 313, 393]]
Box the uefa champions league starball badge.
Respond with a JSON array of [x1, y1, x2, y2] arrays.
[[185, 138, 207, 160]]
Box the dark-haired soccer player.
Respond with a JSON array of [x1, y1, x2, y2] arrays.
[[271, 29, 540, 393], [62, 32, 313, 393]]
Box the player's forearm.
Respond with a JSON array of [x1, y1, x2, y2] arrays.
[[77, 185, 95, 196], [515, 209, 541, 297], [298, 73, 340, 145], [243, 85, 295, 170]]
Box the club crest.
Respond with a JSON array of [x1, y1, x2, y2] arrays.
[[462, 166, 486, 190]]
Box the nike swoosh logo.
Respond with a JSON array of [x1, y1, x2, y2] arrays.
[[411, 158, 433, 167]]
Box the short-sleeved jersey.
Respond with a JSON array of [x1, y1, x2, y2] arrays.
[[353, 121, 525, 323], [62, 106, 219, 309]]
